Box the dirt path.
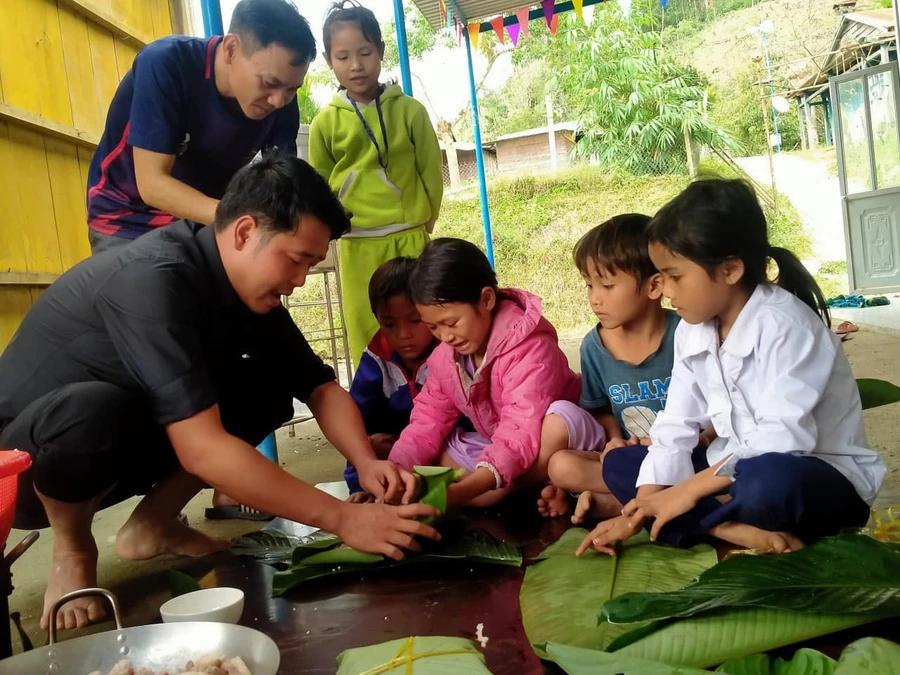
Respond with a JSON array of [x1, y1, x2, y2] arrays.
[[734, 153, 846, 264]]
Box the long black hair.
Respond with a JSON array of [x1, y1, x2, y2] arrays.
[[648, 178, 830, 326], [410, 238, 498, 306]]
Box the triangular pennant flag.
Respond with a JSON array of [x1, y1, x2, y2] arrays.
[[583, 4, 595, 23], [660, 0, 668, 7], [620, 0, 632, 17], [507, 22, 521, 46], [438, 0, 447, 22], [516, 7, 530, 38], [490, 16, 505, 43], [572, 0, 584, 21], [467, 23, 480, 49], [457, 21, 463, 47], [549, 13, 559, 34], [541, 0, 554, 28]]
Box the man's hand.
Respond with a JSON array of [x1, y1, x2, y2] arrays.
[[357, 459, 419, 505], [622, 483, 699, 541], [576, 514, 643, 556], [334, 502, 441, 561], [369, 433, 398, 459]]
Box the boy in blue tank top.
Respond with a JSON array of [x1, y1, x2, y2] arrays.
[[537, 215, 715, 522], [86, 0, 314, 252]]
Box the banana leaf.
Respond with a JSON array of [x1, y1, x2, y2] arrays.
[[544, 642, 838, 674], [520, 528, 717, 657], [545, 638, 899, 674], [271, 526, 522, 596], [335, 635, 489, 674], [612, 607, 876, 668], [416, 466, 461, 524], [602, 535, 900, 624], [857, 378, 900, 410]]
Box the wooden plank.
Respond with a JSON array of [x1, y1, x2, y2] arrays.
[[0, 289, 34, 353], [0, 102, 99, 147], [0, 0, 42, 113], [58, 0, 150, 45], [86, 23, 121, 124], [35, 0, 75, 127], [123, 0, 154, 43], [0, 122, 27, 277], [44, 137, 92, 270], [0, 272, 60, 286], [58, 1, 105, 138], [114, 37, 141, 80], [6, 125, 64, 275], [149, 0, 174, 38]]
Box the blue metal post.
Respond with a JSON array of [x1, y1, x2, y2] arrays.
[[200, 0, 225, 36], [391, 0, 414, 95], [463, 27, 495, 268]]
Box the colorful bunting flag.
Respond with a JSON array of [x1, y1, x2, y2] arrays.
[[549, 13, 559, 34], [507, 22, 521, 46], [572, 0, 584, 22], [541, 0, 554, 29], [660, 0, 668, 7], [490, 16, 505, 43], [516, 7, 530, 38], [620, 0, 632, 17], [467, 23, 480, 49], [438, 0, 447, 23]]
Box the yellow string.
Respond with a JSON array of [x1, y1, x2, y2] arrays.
[[869, 505, 900, 543], [356, 637, 480, 675]]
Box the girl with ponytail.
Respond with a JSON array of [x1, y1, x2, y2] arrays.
[[577, 179, 885, 557]]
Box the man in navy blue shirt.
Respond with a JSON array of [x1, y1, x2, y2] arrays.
[[86, 0, 311, 252]]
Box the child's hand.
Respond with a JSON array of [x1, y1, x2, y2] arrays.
[[357, 459, 418, 505], [576, 514, 642, 556], [622, 483, 699, 541], [602, 435, 641, 455]]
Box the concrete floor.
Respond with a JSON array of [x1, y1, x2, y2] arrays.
[[5, 334, 900, 652]]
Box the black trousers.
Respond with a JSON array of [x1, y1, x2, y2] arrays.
[[0, 379, 294, 530]]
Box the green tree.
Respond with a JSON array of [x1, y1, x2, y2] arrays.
[[554, 5, 736, 174]]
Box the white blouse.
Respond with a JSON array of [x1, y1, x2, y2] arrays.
[[639, 284, 886, 504]]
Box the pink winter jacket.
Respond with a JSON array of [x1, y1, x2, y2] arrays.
[[389, 288, 581, 488]]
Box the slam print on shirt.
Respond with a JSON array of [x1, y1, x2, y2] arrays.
[[608, 377, 671, 438]]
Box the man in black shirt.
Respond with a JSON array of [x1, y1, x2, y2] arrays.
[[0, 154, 438, 631]]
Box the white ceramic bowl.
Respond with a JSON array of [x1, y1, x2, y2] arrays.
[[160, 587, 245, 624]]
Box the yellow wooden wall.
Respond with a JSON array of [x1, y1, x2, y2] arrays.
[[0, 0, 188, 351]]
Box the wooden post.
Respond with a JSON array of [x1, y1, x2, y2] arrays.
[[684, 125, 697, 178], [797, 98, 808, 151], [760, 91, 778, 211], [805, 98, 819, 149], [546, 93, 558, 172]]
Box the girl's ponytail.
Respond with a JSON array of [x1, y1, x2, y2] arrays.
[[767, 246, 830, 327]]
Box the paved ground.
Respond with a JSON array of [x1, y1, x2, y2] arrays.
[[6, 333, 900, 652], [734, 153, 846, 265]]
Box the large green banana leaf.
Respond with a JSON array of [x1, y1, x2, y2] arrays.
[[612, 607, 876, 668], [545, 637, 899, 674], [857, 378, 900, 410], [336, 636, 490, 674], [602, 535, 900, 624], [271, 526, 522, 596], [520, 528, 717, 657]]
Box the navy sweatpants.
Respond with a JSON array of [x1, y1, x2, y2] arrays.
[[602, 446, 871, 548]]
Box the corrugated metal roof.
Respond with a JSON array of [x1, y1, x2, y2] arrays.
[[493, 122, 578, 141], [411, 0, 534, 30]]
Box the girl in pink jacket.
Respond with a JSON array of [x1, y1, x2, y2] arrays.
[[389, 238, 581, 506]]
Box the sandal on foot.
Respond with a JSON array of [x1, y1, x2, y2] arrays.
[[204, 505, 275, 521], [835, 321, 859, 335]]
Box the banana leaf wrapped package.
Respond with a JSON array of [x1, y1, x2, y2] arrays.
[[336, 636, 489, 674]]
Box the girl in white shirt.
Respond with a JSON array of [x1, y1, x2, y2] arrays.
[[578, 179, 886, 556]]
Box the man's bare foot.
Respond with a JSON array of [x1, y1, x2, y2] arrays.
[[347, 492, 375, 503], [711, 521, 806, 553], [571, 491, 621, 525], [115, 517, 230, 561], [537, 485, 571, 518], [41, 546, 107, 630]]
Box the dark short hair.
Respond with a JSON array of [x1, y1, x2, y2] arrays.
[[649, 178, 829, 325], [230, 0, 317, 65], [574, 214, 656, 285], [368, 257, 417, 314], [322, 0, 384, 58], [215, 153, 350, 240], [410, 238, 498, 306]]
